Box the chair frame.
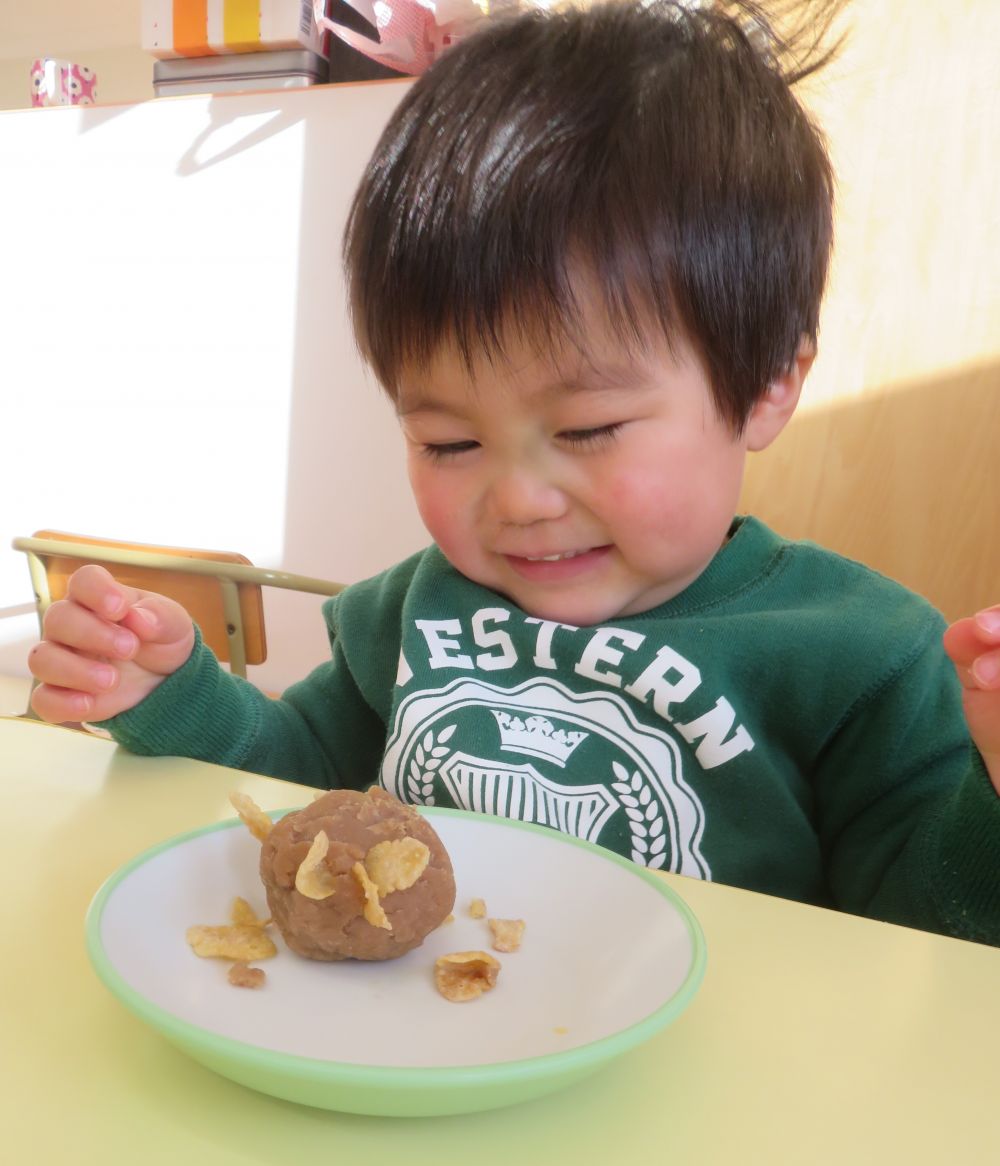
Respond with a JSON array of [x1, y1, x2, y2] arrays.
[[13, 532, 344, 679]]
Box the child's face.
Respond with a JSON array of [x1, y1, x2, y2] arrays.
[[397, 304, 787, 627]]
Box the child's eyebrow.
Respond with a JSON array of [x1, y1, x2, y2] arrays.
[[396, 395, 462, 418], [545, 352, 663, 401], [560, 362, 648, 392], [396, 351, 655, 417], [397, 371, 644, 417]]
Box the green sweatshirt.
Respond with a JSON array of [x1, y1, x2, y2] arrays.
[[102, 516, 1000, 945]]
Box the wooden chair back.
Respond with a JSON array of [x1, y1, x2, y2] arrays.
[[13, 530, 343, 677]]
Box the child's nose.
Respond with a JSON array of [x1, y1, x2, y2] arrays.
[[487, 463, 568, 527]]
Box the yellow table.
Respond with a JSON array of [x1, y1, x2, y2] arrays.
[[3, 716, 998, 1164]]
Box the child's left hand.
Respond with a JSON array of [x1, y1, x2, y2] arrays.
[[943, 606, 1000, 795]]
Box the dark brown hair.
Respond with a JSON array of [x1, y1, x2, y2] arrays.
[[343, 1, 842, 430]]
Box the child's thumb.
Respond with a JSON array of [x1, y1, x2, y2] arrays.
[[121, 596, 193, 646]]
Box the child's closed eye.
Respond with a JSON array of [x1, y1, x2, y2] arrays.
[[419, 440, 481, 461], [557, 422, 625, 449], [418, 423, 624, 460]]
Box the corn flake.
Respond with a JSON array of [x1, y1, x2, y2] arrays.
[[229, 791, 272, 843], [469, 898, 487, 919], [230, 896, 271, 928], [295, 831, 338, 900], [434, 951, 501, 1002], [228, 962, 267, 989], [186, 924, 278, 961], [488, 917, 525, 953], [364, 836, 430, 895], [352, 862, 391, 930]]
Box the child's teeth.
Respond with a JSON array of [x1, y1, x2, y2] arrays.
[[527, 550, 583, 561]]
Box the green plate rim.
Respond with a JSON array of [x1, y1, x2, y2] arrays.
[[85, 806, 707, 1092]]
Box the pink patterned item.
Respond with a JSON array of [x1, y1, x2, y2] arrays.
[[31, 59, 98, 107], [313, 0, 487, 76]]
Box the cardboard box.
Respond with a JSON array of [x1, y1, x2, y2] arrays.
[[142, 0, 329, 60]]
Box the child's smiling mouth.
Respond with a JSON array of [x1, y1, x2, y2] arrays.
[[503, 546, 612, 580], [523, 549, 591, 562]]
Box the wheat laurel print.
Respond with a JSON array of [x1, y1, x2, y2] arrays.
[[406, 723, 457, 805], [611, 761, 667, 869]]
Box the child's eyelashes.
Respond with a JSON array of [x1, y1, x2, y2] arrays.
[[418, 423, 625, 461], [420, 440, 481, 461], [557, 422, 625, 449]]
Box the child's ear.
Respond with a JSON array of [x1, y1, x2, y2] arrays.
[[743, 337, 816, 451]]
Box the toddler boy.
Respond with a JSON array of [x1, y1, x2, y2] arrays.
[[28, 2, 1000, 943]]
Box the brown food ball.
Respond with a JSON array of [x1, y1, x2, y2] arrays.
[[259, 787, 456, 961]]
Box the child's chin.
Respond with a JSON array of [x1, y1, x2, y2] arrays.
[[510, 592, 631, 628]]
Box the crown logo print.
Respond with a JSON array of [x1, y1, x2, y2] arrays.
[[490, 711, 588, 767]]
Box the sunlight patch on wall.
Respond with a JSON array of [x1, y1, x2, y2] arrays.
[[795, 0, 1000, 412], [0, 94, 309, 619]]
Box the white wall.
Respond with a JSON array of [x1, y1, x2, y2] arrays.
[[0, 79, 429, 694]]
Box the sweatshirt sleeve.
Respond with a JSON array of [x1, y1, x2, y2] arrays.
[[96, 601, 390, 791], [815, 615, 1000, 944]]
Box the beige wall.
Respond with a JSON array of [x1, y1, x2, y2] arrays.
[[742, 0, 1000, 621], [792, 0, 999, 400]]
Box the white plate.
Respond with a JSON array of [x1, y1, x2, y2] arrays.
[[87, 807, 705, 1115]]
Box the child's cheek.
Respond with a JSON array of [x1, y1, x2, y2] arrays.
[[605, 468, 675, 533], [410, 474, 466, 549]]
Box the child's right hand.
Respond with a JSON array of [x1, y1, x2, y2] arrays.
[[27, 564, 196, 724]]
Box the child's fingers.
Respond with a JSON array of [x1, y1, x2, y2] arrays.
[[27, 567, 195, 724], [943, 607, 1000, 676], [28, 639, 121, 698], [943, 619, 976, 667], [63, 563, 134, 620], [41, 597, 139, 660], [62, 564, 195, 658], [974, 605, 1000, 641], [30, 682, 97, 725], [118, 596, 193, 648], [970, 649, 1000, 690], [943, 610, 1000, 696]]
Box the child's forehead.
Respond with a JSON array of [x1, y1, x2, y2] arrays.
[[408, 266, 685, 372], [394, 313, 695, 411]]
